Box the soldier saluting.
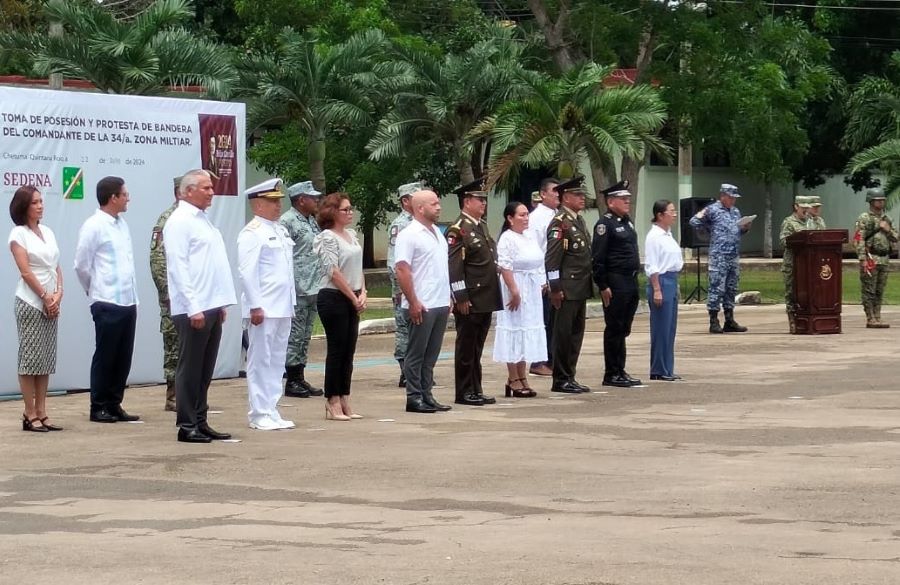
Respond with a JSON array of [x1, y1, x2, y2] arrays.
[[545, 176, 593, 394], [447, 177, 502, 406]]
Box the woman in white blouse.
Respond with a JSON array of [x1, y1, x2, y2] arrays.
[[492, 202, 546, 397], [8, 186, 64, 432], [313, 193, 367, 421], [644, 199, 684, 382]]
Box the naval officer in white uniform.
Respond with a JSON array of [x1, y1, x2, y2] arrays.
[[238, 179, 297, 430]]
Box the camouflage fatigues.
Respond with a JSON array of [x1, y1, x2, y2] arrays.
[[780, 213, 807, 318], [689, 201, 744, 311], [280, 207, 322, 367], [854, 210, 898, 322], [150, 203, 178, 382], [809, 215, 826, 230], [387, 210, 413, 361]]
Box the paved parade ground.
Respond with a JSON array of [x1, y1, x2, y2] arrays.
[[1, 303, 898, 585]]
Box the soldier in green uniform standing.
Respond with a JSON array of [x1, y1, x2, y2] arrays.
[[780, 195, 811, 333], [386, 181, 421, 388], [446, 177, 502, 406], [281, 181, 325, 396], [545, 176, 593, 394], [807, 195, 826, 229], [150, 176, 181, 411], [854, 187, 897, 328]]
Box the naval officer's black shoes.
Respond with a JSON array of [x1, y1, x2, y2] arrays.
[[455, 393, 485, 406], [423, 395, 452, 411], [406, 399, 437, 413], [198, 423, 232, 440], [602, 375, 634, 388], [110, 406, 140, 422], [551, 381, 582, 394], [89, 409, 118, 423], [620, 372, 642, 386], [178, 427, 212, 443], [571, 380, 592, 393]]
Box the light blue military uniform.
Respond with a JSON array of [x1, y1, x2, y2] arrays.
[[386, 181, 422, 386], [280, 180, 324, 396], [689, 183, 750, 332]]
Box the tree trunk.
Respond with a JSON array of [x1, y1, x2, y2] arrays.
[[590, 165, 612, 211], [763, 180, 773, 258], [362, 222, 375, 269], [308, 137, 326, 192], [49, 21, 63, 90], [527, 0, 579, 73], [620, 155, 642, 210], [456, 148, 475, 185]]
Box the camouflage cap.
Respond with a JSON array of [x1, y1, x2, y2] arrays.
[[720, 183, 741, 197], [397, 181, 425, 200], [866, 187, 886, 202], [287, 180, 322, 200], [794, 195, 812, 208], [531, 190, 542, 203], [808, 195, 822, 207]]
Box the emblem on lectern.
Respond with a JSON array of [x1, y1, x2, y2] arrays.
[[819, 264, 833, 280]]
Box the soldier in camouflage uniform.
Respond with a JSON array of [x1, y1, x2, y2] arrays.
[[689, 183, 752, 334], [280, 180, 325, 397], [386, 182, 421, 387], [807, 195, 826, 230], [150, 176, 181, 411], [780, 196, 811, 333], [854, 187, 897, 328]]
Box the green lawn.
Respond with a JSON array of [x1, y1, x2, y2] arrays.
[[312, 307, 394, 336]]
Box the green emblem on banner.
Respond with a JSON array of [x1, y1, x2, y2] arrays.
[[62, 166, 84, 200]]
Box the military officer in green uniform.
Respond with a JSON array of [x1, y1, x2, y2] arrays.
[[854, 187, 897, 328], [807, 195, 826, 229], [780, 195, 812, 333], [281, 180, 325, 396], [545, 176, 593, 394], [150, 176, 182, 411], [446, 177, 502, 406], [387, 181, 421, 388]]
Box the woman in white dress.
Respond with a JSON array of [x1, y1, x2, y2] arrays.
[[492, 202, 547, 397]]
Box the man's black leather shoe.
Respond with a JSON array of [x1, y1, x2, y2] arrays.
[[111, 407, 140, 422], [650, 374, 677, 381], [178, 428, 212, 443], [602, 375, 633, 388], [300, 380, 324, 396], [89, 409, 117, 423], [621, 372, 643, 386], [198, 423, 232, 440], [455, 394, 485, 406], [550, 382, 582, 394], [571, 380, 592, 393], [478, 394, 497, 405], [406, 399, 437, 413], [284, 386, 311, 398], [423, 396, 452, 411]]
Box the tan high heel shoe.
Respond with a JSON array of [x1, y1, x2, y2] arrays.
[[325, 406, 350, 421]]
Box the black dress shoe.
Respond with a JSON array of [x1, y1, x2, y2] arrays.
[[550, 381, 582, 394], [198, 423, 232, 440], [478, 394, 497, 405], [650, 374, 677, 381], [406, 399, 437, 413], [602, 375, 633, 388], [423, 396, 452, 411], [110, 407, 140, 422], [89, 409, 117, 423], [177, 427, 212, 443], [284, 387, 311, 398], [621, 372, 642, 385], [455, 394, 485, 406], [571, 380, 592, 393], [299, 380, 324, 397]]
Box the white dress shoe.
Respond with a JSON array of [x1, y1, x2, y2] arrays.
[[249, 416, 282, 431], [275, 418, 295, 429]]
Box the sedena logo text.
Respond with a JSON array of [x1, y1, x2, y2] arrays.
[[3, 172, 52, 188]]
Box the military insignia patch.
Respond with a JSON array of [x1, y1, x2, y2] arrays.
[[389, 225, 399, 246], [447, 233, 458, 246], [549, 228, 562, 240], [596, 223, 606, 236]]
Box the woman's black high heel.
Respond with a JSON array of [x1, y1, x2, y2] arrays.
[[39, 417, 63, 431], [22, 414, 49, 433], [506, 379, 537, 398]]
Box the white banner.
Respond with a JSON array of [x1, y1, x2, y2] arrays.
[[0, 86, 246, 395]]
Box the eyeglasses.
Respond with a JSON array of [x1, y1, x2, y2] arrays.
[[339, 207, 354, 213]]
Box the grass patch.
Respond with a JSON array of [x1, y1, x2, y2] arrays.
[[311, 307, 394, 336]]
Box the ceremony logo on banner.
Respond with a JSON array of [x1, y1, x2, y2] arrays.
[[199, 113, 238, 196]]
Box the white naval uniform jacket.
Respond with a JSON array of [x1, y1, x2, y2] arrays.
[[237, 215, 296, 319]]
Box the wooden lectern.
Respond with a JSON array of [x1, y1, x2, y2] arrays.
[[785, 229, 849, 334]]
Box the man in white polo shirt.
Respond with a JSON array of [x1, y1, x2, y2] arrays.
[[164, 169, 237, 443], [74, 176, 140, 424], [526, 176, 559, 377], [393, 189, 452, 414]]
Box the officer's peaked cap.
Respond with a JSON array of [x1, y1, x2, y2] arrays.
[[599, 179, 630, 199], [246, 178, 285, 200], [555, 175, 589, 196], [454, 177, 488, 198]]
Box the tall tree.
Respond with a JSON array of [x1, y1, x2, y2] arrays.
[[0, 0, 236, 96]]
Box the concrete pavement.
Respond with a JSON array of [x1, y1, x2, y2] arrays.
[[1, 304, 898, 585]]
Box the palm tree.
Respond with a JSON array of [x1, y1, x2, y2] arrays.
[[367, 26, 529, 184], [471, 62, 668, 202], [0, 0, 236, 97], [238, 27, 392, 191], [845, 69, 900, 201]]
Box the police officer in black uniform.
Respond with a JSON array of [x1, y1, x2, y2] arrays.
[[447, 177, 502, 406], [545, 176, 593, 394], [592, 180, 642, 388]]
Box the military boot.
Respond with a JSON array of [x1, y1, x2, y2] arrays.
[[297, 365, 324, 396], [708, 310, 723, 334], [723, 309, 748, 333], [164, 380, 176, 412], [787, 313, 796, 335], [284, 365, 310, 398], [864, 304, 878, 328], [397, 359, 406, 388], [874, 305, 890, 328]]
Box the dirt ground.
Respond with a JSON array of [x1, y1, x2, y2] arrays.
[[1, 303, 898, 585]]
